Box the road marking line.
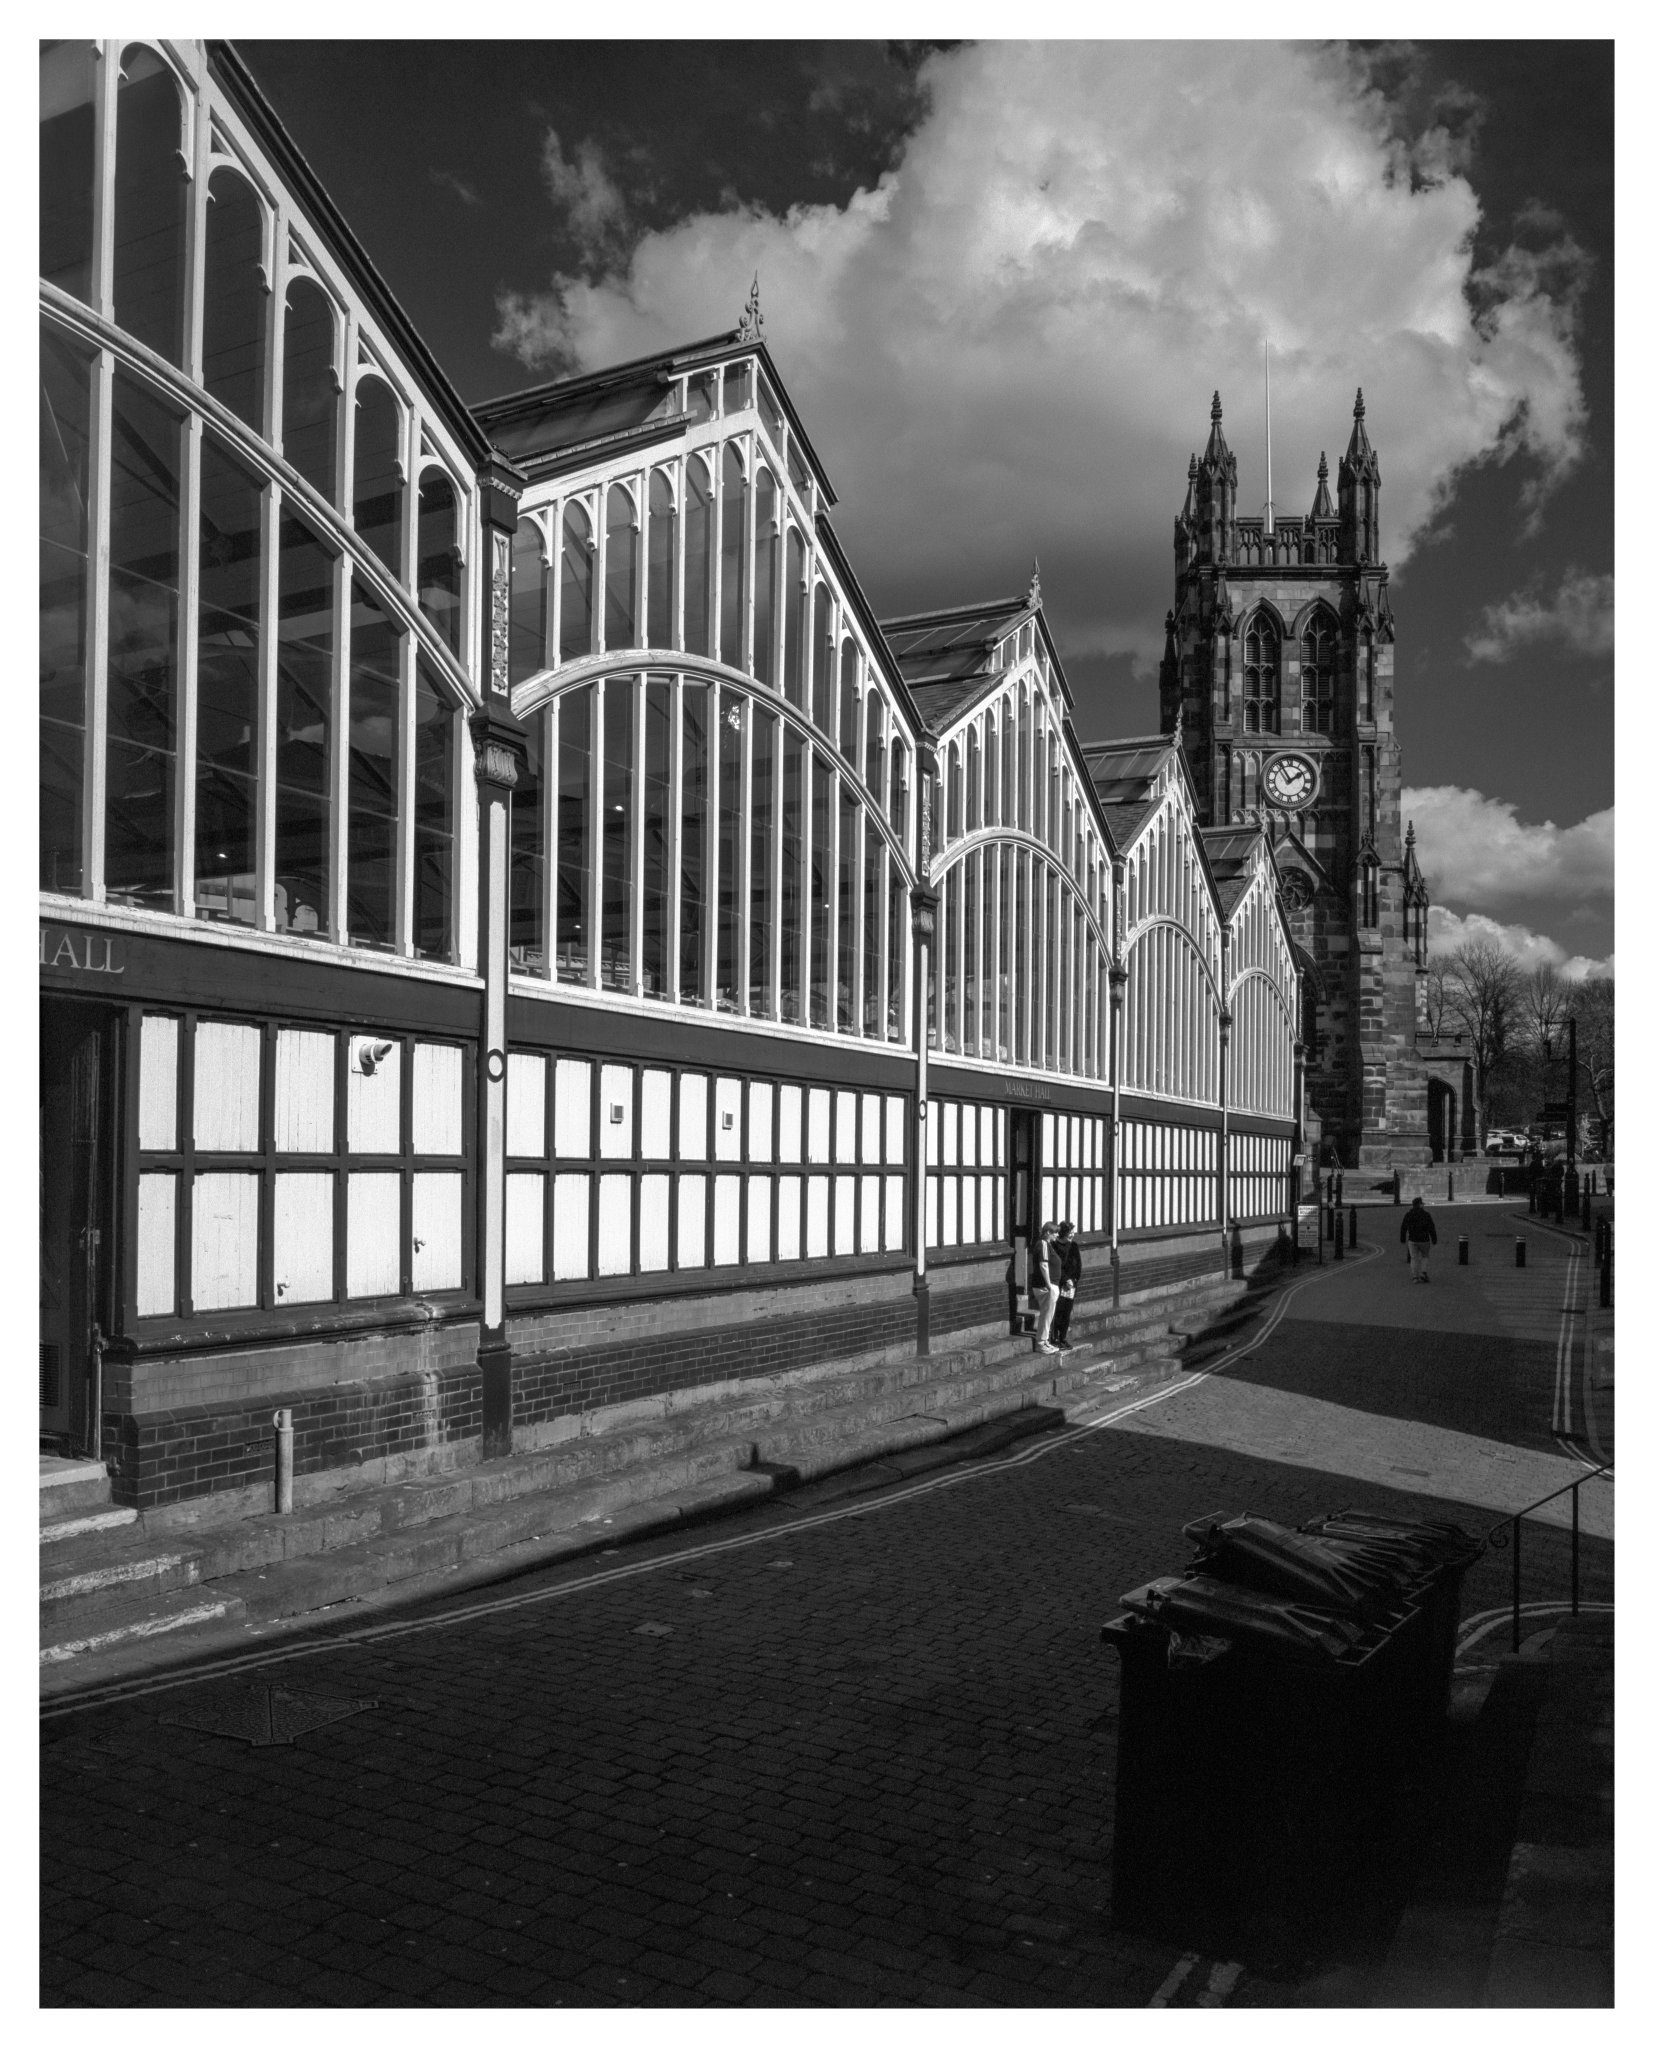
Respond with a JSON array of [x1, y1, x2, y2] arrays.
[[1197, 1959, 1243, 2006], [1148, 1952, 1200, 2005]]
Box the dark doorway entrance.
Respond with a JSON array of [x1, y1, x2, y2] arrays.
[[40, 997, 120, 1455], [1007, 1107, 1042, 1330], [1427, 1075, 1457, 1165]]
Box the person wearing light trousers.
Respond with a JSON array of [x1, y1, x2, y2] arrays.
[[1031, 1221, 1060, 1352]]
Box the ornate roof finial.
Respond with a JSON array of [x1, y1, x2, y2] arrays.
[[1027, 559, 1042, 610], [1211, 390, 1223, 423], [1188, 453, 1198, 480], [1353, 386, 1365, 419], [1318, 450, 1329, 481], [1405, 819, 1416, 848], [736, 273, 764, 342]]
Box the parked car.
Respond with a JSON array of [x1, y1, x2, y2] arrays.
[[1483, 1130, 1523, 1154]]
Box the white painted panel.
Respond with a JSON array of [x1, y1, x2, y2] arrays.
[[599, 1065, 633, 1160], [413, 1043, 464, 1155], [943, 1176, 958, 1246], [273, 1172, 332, 1304], [192, 1170, 260, 1310], [942, 1100, 958, 1167], [1041, 1172, 1054, 1221], [886, 1096, 905, 1165], [554, 1059, 592, 1159], [924, 1176, 937, 1249], [886, 1174, 905, 1251], [980, 1175, 995, 1240], [996, 1178, 1006, 1240], [678, 1072, 708, 1160], [748, 1083, 774, 1163], [412, 1172, 463, 1290], [552, 1173, 590, 1279], [194, 1022, 261, 1152], [136, 1173, 176, 1316], [859, 1174, 879, 1253], [714, 1077, 742, 1162], [806, 1174, 829, 1256], [597, 1173, 632, 1274], [748, 1175, 772, 1261], [507, 1054, 547, 1158], [640, 1069, 672, 1160], [347, 1036, 403, 1154], [778, 1085, 802, 1163], [777, 1175, 801, 1259], [639, 1174, 670, 1271], [962, 1108, 977, 1168], [962, 1176, 977, 1242], [274, 1030, 334, 1154], [807, 1088, 831, 1165], [860, 1094, 881, 1167], [833, 1177, 855, 1256], [713, 1176, 740, 1265], [505, 1173, 545, 1284], [1040, 1110, 1055, 1162], [346, 1172, 402, 1298], [925, 1103, 938, 1166], [835, 1089, 857, 1165], [677, 1174, 706, 1267], [138, 1015, 178, 1152]]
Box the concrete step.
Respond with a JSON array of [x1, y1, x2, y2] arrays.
[[40, 1507, 139, 1545], [40, 1583, 247, 1667], [39, 1455, 113, 1524]]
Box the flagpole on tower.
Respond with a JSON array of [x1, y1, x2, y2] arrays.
[[1263, 339, 1275, 536]]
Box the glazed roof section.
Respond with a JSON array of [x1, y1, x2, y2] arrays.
[[880, 594, 1074, 718], [1198, 824, 1270, 917], [471, 333, 839, 504]]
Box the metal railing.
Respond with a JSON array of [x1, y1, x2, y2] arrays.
[[1486, 1465, 1612, 1652]]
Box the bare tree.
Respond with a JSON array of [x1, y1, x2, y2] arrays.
[[1570, 976, 1615, 1157], [1422, 962, 1449, 1044], [1440, 940, 1522, 1149], [1523, 962, 1572, 1052]]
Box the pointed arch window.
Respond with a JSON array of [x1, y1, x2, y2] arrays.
[[113, 48, 188, 368], [202, 170, 268, 433], [647, 469, 677, 650], [282, 278, 338, 504], [1301, 611, 1336, 735], [40, 41, 98, 306], [418, 471, 461, 655], [559, 499, 594, 664], [718, 447, 745, 666], [605, 481, 637, 653], [752, 468, 777, 682], [811, 584, 833, 732], [510, 515, 547, 685], [683, 459, 713, 657], [352, 378, 403, 579], [1243, 614, 1280, 734], [839, 640, 859, 766]]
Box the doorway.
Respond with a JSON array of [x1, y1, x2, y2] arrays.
[[1006, 1108, 1042, 1331], [40, 997, 120, 1455]]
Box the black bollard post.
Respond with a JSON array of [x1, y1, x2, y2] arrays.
[[1581, 1189, 1592, 1231], [1515, 1238, 1526, 1269], [1447, 1171, 1454, 1203], [1393, 1171, 1402, 1205], [1348, 1206, 1358, 1248], [1458, 1235, 1469, 1266], [1334, 1209, 1345, 1260]]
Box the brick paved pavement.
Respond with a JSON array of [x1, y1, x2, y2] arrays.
[[41, 1204, 1612, 2008]]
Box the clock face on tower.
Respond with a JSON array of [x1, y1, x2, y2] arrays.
[[1261, 751, 1320, 811]]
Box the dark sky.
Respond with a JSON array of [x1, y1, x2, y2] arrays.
[[239, 39, 1613, 968]]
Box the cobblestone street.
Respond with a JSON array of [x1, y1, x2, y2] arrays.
[[41, 1206, 1612, 2007]]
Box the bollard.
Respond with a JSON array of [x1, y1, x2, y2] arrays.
[[273, 1407, 294, 1515], [1347, 1205, 1358, 1248], [1393, 1171, 1402, 1205], [1447, 1171, 1454, 1203], [1334, 1209, 1345, 1260], [1581, 1190, 1592, 1231], [1515, 1238, 1526, 1269], [1458, 1235, 1469, 1266], [1528, 1180, 1537, 1215]]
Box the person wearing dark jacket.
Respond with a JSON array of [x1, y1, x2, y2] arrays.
[[1399, 1195, 1438, 1281], [1050, 1222, 1081, 1348]]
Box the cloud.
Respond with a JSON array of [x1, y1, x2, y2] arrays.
[[489, 42, 1589, 682], [428, 167, 482, 209], [539, 125, 631, 266], [1403, 785, 1612, 917], [1429, 906, 1610, 981], [1463, 567, 1614, 663]]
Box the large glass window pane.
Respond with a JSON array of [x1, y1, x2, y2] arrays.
[[963, 851, 979, 1055], [274, 512, 334, 935], [984, 716, 998, 827], [967, 728, 982, 831], [346, 579, 401, 948], [641, 678, 670, 997], [282, 278, 337, 505], [839, 641, 859, 765], [605, 481, 637, 652], [865, 692, 885, 810], [887, 866, 905, 1043], [890, 737, 909, 846], [809, 756, 831, 1028], [105, 368, 184, 909], [202, 170, 267, 433], [40, 321, 93, 893], [413, 656, 453, 961], [753, 468, 777, 687], [811, 584, 833, 731], [510, 708, 545, 972], [837, 788, 857, 1031], [679, 682, 708, 1002], [600, 678, 633, 991], [112, 49, 186, 366], [719, 446, 746, 668], [946, 741, 961, 845], [353, 379, 403, 580], [646, 470, 675, 650], [783, 530, 805, 708], [724, 360, 752, 412], [717, 689, 745, 1012], [509, 516, 546, 685], [417, 472, 461, 655], [40, 42, 97, 305], [1015, 852, 1030, 1063], [998, 846, 1013, 1062], [559, 500, 593, 663], [194, 434, 263, 923], [781, 725, 805, 1023], [757, 368, 785, 443], [942, 864, 960, 1050], [1018, 691, 1031, 830], [749, 705, 777, 1017], [556, 684, 591, 980], [683, 459, 712, 657], [862, 824, 884, 1038]]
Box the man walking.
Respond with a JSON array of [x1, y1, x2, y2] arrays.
[[1400, 1194, 1438, 1281], [1050, 1221, 1081, 1350], [1030, 1221, 1060, 1353]]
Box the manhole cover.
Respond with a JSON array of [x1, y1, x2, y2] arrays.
[[160, 1682, 378, 1748], [633, 1621, 674, 1637]]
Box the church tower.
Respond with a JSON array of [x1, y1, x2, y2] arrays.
[[1161, 391, 1429, 1167]]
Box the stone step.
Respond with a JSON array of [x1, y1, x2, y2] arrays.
[[39, 1455, 113, 1523], [40, 1585, 246, 1668], [40, 1508, 139, 1545]]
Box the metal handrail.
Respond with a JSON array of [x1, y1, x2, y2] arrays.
[[1485, 1465, 1612, 1652]]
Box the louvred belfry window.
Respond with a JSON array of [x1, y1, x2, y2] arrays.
[[1243, 615, 1280, 734], [1301, 612, 1336, 736]]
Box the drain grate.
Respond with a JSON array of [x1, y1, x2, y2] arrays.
[[160, 1681, 378, 1748]]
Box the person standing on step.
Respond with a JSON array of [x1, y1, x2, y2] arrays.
[[1050, 1221, 1080, 1350], [1399, 1194, 1437, 1282], [1030, 1221, 1060, 1353]]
